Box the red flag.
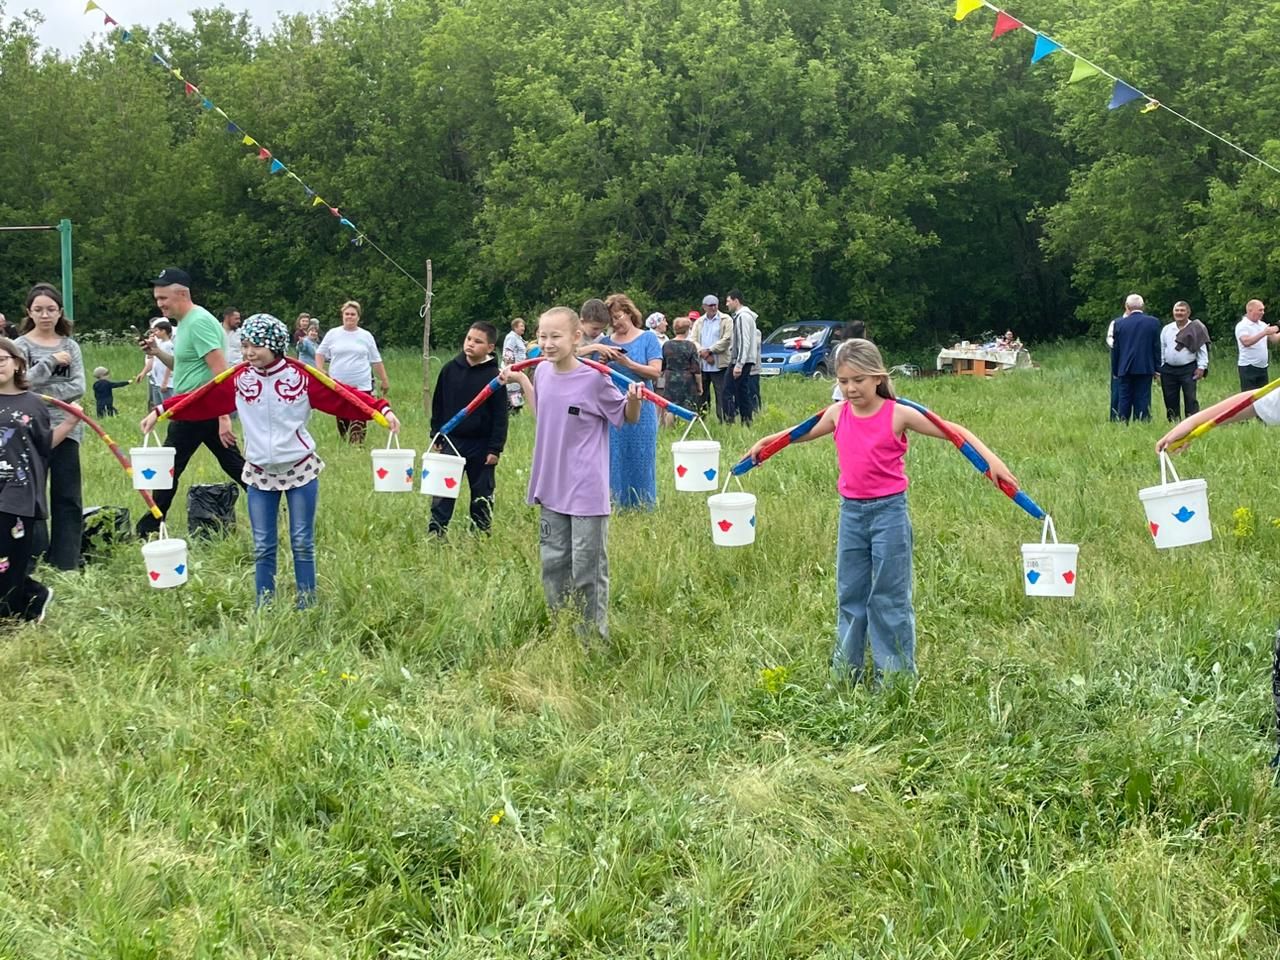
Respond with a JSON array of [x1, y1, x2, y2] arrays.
[[992, 11, 1022, 38], [258, 147, 272, 160], [103, 14, 116, 25], [329, 206, 340, 217], [183, 82, 196, 96]]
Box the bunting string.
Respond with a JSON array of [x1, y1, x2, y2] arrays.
[[954, 0, 1280, 177], [83, 1, 429, 293]]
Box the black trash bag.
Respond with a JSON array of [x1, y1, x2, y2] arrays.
[[81, 506, 132, 562], [187, 483, 239, 539]]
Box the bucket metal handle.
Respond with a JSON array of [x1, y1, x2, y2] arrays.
[[719, 473, 745, 496], [1040, 514, 1058, 545], [679, 416, 715, 444], [429, 432, 462, 459], [1158, 450, 1182, 487]]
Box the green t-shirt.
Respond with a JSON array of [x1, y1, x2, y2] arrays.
[[171, 305, 226, 395]]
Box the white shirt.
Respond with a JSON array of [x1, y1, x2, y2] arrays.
[[1160, 322, 1208, 369], [317, 326, 382, 390], [698, 312, 723, 372], [1236, 317, 1270, 368], [1251, 387, 1280, 423], [224, 327, 243, 365], [149, 339, 174, 387]]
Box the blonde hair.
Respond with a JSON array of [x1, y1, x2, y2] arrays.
[[604, 293, 642, 329], [833, 338, 894, 399], [340, 300, 362, 319], [539, 306, 580, 330]]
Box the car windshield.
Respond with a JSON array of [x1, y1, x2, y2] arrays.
[[764, 324, 832, 347]]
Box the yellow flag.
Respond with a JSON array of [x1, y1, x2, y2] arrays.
[[312, 196, 326, 207], [84, 1, 100, 12], [242, 135, 256, 147], [1141, 99, 1160, 113], [1068, 59, 1102, 83], [171, 67, 182, 80], [954, 0, 984, 21]]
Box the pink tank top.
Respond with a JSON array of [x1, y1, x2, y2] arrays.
[[834, 398, 909, 499]]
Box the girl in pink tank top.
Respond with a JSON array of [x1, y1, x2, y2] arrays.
[[745, 339, 1018, 683]]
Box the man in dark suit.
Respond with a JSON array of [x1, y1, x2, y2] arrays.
[[1110, 293, 1162, 422]]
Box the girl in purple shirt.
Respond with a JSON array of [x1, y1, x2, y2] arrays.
[[501, 306, 642, 642]]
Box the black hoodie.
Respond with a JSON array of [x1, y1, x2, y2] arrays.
[[430, 352, 508, 455]]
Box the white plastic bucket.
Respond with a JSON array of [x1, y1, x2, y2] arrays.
[[1139, 452, 1212, 549], [1021, 516, 1078, 598], [672, 441, 722, 491], [371, 436, 416, 493], [131, 432, 176, 490], [708, 491, 757, 547], [420, 433, 466, 499], [141, 523, 188, 589]]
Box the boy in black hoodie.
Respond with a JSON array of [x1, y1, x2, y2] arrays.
[[429, 321, 508, 535]]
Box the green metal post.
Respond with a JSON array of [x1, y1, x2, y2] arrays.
[[56, 218, 73, 322]]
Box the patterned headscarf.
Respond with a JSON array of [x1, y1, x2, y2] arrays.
[[644, 312, 666, 330], [241, 313, 290, 357]]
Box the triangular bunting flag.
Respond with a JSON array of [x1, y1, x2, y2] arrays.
[[269, 159, 285, 174], [242, 135, 256, 147], [184, 82, 196, 96], [303, 185, 315, 198], [328, 207, 340, 217], [226, 121, 240, 134], [991, 11, 1021, 38], [312, 196, 326, 207], [1108, 79, 1143, 110], [1031, 35, 1061, 63], [84, 1, 99, 12], [258, 147, 272, 160], [339, 218, 355, 229], [214, 107, 227, 118], [1141, 99, 1160, 113], [151, 53, 168, 67], [1068, 59, 1102, 83], [954, 0, 984, 21], [103, 15, 116, 26], [171, 68, 182, 80], [120, 29, 131, 41], [200, 98, 214, 110]]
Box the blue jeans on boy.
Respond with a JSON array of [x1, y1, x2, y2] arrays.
[[246, 479, 318, 607], [834, 492, 917, 678]]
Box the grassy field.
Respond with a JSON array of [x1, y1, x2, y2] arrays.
[[3, 341, 1280, 958]]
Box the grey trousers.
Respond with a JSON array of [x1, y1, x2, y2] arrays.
[[539, 507, 609, 639]]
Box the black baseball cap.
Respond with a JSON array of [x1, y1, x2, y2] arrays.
[[151, 267, 192, 288]]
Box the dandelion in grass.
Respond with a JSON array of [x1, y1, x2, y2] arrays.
[[340, 672, 359, 682], [1271, 517, 1280, 529], [489, 810, 504, 825], [1233, 506, 1255, 540], [759, 665, 789, 696]]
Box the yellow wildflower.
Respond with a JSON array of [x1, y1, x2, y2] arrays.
[[759, 666, 789, 696], [1233, 506, 1255, 540], [489, 810, 504, 825]]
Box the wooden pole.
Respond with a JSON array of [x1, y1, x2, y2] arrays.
[[421, 259, 433, 416]]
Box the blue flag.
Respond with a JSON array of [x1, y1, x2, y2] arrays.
[[1030, 35, 1060, 63], [1108, 80, 1143, 110], [269, 159, 285, 174]]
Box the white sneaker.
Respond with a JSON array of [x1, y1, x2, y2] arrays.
[[36, 586, 53, 624]]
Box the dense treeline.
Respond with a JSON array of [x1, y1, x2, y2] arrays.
[[1, 0, 1277, 350]]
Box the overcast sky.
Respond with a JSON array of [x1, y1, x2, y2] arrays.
[[31, 0, 337, 55]]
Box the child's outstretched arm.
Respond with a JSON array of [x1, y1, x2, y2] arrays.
[[897, 406, 1019, 490], [499, 368, 535, 416], [745, 401, 839, 463], [1157, 390, 1262, 452]]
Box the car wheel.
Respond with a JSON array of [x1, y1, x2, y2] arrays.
[[812, 362, 829, 379]]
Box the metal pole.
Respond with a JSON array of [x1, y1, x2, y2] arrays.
[[57, 219, 74, 322]]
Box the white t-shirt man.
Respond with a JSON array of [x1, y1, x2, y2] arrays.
[[1236, 317, 1271, 370], [149, 338, 174, 388], [224, 327, 243, 365], [317, 326, 382, 391]]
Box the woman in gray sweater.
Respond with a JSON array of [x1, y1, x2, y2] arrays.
[[16, 284, 84, 570]]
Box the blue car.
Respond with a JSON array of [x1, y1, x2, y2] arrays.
[[757, 320, 845, 378]]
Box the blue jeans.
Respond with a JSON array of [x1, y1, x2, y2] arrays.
[[246, 479, 318, 607], [834, 492, 916, 678]]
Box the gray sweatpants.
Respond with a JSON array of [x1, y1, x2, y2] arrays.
[[539, 507, 609, 640]]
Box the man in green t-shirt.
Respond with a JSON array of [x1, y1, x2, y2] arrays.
[[136, 267, 246, 537]]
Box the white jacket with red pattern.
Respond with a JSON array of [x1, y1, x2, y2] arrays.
[[159, 358, 389, 471]]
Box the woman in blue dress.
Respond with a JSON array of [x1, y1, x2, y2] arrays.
[[599, 293, 662, 510]]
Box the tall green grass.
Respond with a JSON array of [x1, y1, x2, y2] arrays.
[[2, 343, 1279, 957]]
